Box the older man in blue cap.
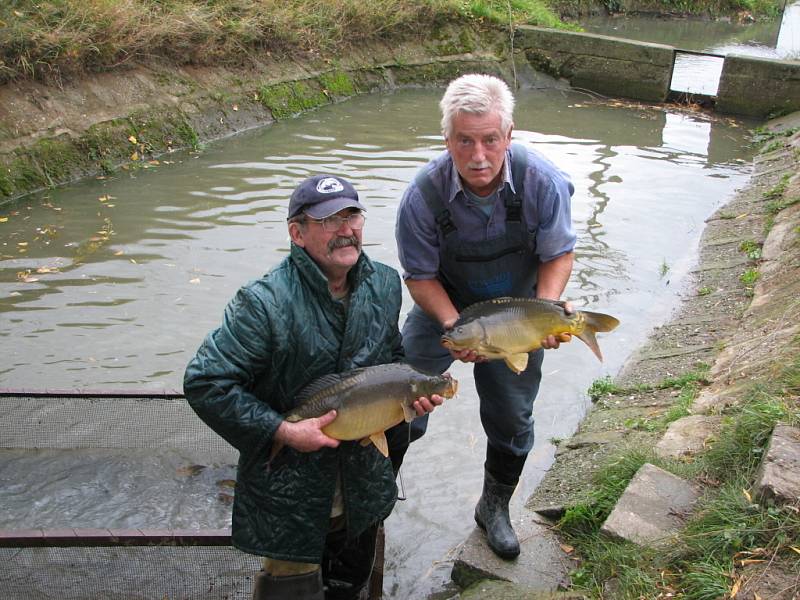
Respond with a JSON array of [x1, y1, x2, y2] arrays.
[[184, 174, 442, 600]]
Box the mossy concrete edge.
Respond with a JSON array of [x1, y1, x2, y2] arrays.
[[0, 28, 510, 206]]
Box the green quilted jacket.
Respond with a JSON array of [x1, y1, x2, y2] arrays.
[[184, 243, 403, 562]]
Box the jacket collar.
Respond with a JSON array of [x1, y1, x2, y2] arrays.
[[289, 243, 374, 296]]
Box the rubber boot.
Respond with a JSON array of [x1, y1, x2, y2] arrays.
[[474, 469, 520, 559], [251, 568, 324, 600]]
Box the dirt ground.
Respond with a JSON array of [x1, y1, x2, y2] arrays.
[[526, 111, 800, 597]]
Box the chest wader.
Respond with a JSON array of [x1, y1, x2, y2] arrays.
[[415, 144, 538, 310], [416, 144, 538, 559]]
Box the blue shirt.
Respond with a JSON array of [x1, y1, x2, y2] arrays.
[[396, 146, 577, 281]]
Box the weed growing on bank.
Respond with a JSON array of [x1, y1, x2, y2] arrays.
[[0, 0, 565, 84], [563, 349, 800, 598]]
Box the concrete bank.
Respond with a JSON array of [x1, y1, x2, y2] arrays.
[[444, 113, 799, 598], [0, 27, 512, 204]]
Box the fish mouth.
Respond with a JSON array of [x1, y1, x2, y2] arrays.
[[442, 372, 459, 397], [440, 335, 454, 349]]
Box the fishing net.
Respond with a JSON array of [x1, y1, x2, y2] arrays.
[[0, 391, 260, 600]]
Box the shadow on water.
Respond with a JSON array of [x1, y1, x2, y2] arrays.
[[0, 88, 757, 597]]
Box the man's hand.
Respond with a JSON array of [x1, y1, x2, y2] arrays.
[[411, 394, 444, 417], [274, 410, 340, 453], [541, 301, 574, 350]]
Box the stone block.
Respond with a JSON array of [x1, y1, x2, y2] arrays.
[[601, 463, 701, 547], [717, 54, 800, 118], [515, 26, 674, 102], [451, 511, 571, 591], [655, 415, 723, 459], [753, 424, 800, 505]]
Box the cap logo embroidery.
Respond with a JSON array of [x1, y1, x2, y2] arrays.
[[316, 178, 344, 194]]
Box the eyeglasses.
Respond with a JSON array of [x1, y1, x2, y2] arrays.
[[302, 212, 366, 232]]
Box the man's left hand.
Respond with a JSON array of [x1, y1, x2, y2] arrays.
[[411, 394, 444, 416]]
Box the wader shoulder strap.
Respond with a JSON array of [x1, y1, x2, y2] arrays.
[[506, 143, 528, 222], [414, 167, 457, 236]]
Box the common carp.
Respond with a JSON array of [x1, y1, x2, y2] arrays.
[[280, 363, 458, 458], [441, 297, 620, 374]]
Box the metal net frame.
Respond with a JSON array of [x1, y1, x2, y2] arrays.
[[0, 390, 260, 600]]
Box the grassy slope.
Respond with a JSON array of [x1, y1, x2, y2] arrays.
[[0, 0, 566, 85]]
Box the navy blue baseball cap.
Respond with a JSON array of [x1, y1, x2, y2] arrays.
[[287, 175, 366, 220]]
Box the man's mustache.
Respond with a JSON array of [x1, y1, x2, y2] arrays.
[[328, 235, 360, 252]]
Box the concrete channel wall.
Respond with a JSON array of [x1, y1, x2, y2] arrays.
[[515, 25, 800, 118], [716, 54, 800, 118]]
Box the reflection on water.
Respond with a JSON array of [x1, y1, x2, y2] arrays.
[[0, 89, 755, 598]]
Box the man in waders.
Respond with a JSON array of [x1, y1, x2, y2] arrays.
[[185, 174, 442, 599], [390, 74, 576, 559]]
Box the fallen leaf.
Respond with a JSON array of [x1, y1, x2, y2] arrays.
[[559, 543, 574, 554], [130, 151, 139, 161], [114, 250, 124, 256], [129, 258, 137, 264], [232, 104, 239, 111], [730, 577, 741, 597], [735, 213, 749, 219], [176, 464, 206, 477], [128, 135, 138, 144], [0, 217, 8, 222], [790, 546, 800, 555], [742, 488, 752, 503], [17, 241, 28, 246]]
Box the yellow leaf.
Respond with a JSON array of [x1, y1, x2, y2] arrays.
[[730, 577, 741, 597], [742, 489, 752, 503], [0, 217, 7, 222], [17, 241, 27, 246], [232, 104, 239, 111], [128, 135, 138, 144], [790, 546, 800, 555], [130, 151, 139, 161], [129, 258, 137, 264], [754, 594, 763, 600], [739, 558, 765, 566], [559, 543, 574, 554], [114, 250, 124, 256]]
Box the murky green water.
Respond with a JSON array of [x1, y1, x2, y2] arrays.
[[0, 88, 757, 598]]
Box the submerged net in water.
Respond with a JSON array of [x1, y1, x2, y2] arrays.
[[0, 391, 261, 600]]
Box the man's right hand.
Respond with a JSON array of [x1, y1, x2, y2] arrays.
[[274, 410, 340, 453]]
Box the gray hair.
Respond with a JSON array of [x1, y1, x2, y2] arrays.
[[439, 74, 515, 139]]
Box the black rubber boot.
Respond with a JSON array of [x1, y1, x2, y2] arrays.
[[251, 568, 324, 600], [474, 469, 520, 559]]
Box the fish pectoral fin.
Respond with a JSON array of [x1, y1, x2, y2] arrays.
[[266, 440, 285, 469], [504, 353, 529, 375], [369, 432, 389, 458], [402, 401, 417, 423]]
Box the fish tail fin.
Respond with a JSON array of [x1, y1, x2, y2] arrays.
[[576, 311, 620, 362], [576, 328, 604, 362], [582, 311, 620, 333]]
